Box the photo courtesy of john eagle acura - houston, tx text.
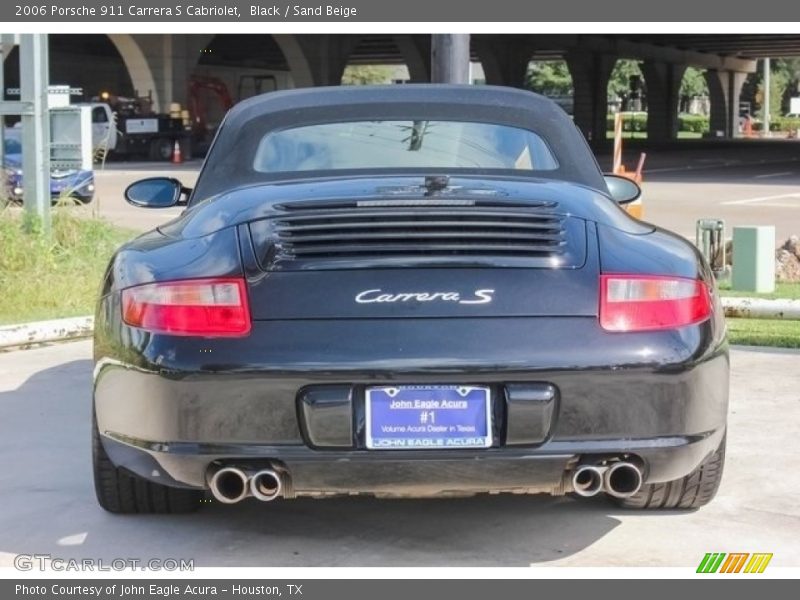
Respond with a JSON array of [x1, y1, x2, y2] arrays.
[[91, 85, 728, 514]]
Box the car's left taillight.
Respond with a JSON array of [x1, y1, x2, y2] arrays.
[[121, 277, 251, 337]]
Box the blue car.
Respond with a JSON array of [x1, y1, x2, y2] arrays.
[[3, 130, 95, 204]]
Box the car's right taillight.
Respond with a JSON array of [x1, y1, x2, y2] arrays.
[[599, 274, 713, 332], [121, 277, 251, 337]]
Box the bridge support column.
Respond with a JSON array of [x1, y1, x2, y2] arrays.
[[294, 35, 360, 86], [706, 69, 748, 138], [122, 34, 210, 112], [641, 61, 686, 141], [474, 35, 532, 88], [394, 35, 431, 82], [567, 51, 616, 144]]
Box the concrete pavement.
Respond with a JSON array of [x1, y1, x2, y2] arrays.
[[0, 341, 797, 568]]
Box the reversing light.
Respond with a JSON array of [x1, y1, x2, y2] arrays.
[[121, 277, 251, 337], [599, 274, 712, 332]]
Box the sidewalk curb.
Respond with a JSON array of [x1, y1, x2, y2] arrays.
[[0, 296, 797, 349], [0, 316, 94, 349]]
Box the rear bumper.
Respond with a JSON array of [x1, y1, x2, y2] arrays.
[[99, 429, 725, 496], [94, 316, 729, 495]]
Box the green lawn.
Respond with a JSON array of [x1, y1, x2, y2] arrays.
[[726, 318, 800, 348], [718, 281, 800, 300], [0, 207, 137, 325]]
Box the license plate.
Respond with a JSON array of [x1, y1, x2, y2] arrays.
[[365, 385, 492, 450]]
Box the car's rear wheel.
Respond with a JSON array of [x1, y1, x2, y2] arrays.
[[92, 416, 202, 513], [612, 435, 726, 510]]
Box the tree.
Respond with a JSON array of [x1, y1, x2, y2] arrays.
[[741, 58, 794, 119], [756, 74, 787, 120], [341, 65, 395, 86], [774, 58, 800, 114], [607, 59, 644, 100], [525, 61, 573, 97], [680, 67, 708, 99]]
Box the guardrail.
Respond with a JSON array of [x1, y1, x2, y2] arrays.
[[721, 297, 800, 321], [0, 316, 94, 349]]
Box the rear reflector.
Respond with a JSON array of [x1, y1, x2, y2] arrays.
[[600, 274, 712, 332], [121, 278, 251, 337]]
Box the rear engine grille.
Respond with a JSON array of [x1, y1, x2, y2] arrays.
[[251, 205, 585, 270], [279, 208, 564, 256]]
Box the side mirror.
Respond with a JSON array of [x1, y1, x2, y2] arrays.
[[124, 177, 189, 208], [604, 174, 642, 205]]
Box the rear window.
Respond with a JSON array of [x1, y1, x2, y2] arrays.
[[252, 120, 559, 173]]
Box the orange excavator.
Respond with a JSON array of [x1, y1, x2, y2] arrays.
[[187, 75, 234, 151], [188, 74, 278, 155]]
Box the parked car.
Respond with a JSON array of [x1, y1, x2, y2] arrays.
[[93, 85, 728, 514], [2, 128, 95, 203]]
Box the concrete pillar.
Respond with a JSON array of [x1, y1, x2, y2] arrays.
[[641, 61, 686, 141], [272, 34, 315, 88], [705, 69, 747, 138], [159, 34, 189, 108], [293, 35, 360, 87], [394, 35, 431, 82], [473, 35, 532, 88], [117, 34, 211, 112], [567, 51, 616, 144], [107, 34, 160, 109]]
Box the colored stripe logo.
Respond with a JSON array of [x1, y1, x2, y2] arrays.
[[697, 553, 773, 573]]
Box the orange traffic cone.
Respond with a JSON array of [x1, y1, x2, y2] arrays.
[[172, 140, 182, 164], [744, 116, 754, 138]]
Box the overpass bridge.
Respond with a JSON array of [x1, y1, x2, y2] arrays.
[[3, 33, 800, 144]]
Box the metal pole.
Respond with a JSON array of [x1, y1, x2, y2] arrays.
[[763, 57, 771, 137], [0, 38, 6, 173], [20, 34, 50, 232], [431, 34, 470, 84]]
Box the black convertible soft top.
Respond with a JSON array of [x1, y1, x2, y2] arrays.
[[192, 84, 606, 201]]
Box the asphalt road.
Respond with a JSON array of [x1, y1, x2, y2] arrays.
[[0, 341, 798, 568], [87, 145, 800, 244]]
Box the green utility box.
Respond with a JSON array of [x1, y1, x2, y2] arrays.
[[731, 226, 776, 293]]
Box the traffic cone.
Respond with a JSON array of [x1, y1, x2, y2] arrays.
[[172, 140, 183, 164]]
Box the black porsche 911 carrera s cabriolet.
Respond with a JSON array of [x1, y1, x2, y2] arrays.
[[92, 85, 728, 514]]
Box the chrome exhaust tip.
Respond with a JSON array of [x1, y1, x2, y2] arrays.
[[250, 469, 283, 502], [572, 465, 604, 497], [603, 462, 643, 498], [209, 467, 250, 504]]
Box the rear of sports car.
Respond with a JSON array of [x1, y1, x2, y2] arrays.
[[92, 86, 728, 514], [93, 191, 728, 513]]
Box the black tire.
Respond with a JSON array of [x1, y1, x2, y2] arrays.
[[149, 137, 174, 161], [92, 416, 202, 514], [612, 435, 726, 510], [180, 137, 193, 161]]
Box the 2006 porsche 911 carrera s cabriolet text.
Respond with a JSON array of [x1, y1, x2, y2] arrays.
[[92, 85, 728, 514]]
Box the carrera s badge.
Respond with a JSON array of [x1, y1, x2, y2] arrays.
[[355, 289, 495, 305]]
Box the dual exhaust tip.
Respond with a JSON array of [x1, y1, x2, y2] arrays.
[[210, 462, 640, 502], [208, 467, 283, 504], [572, 462, 643, 499]]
